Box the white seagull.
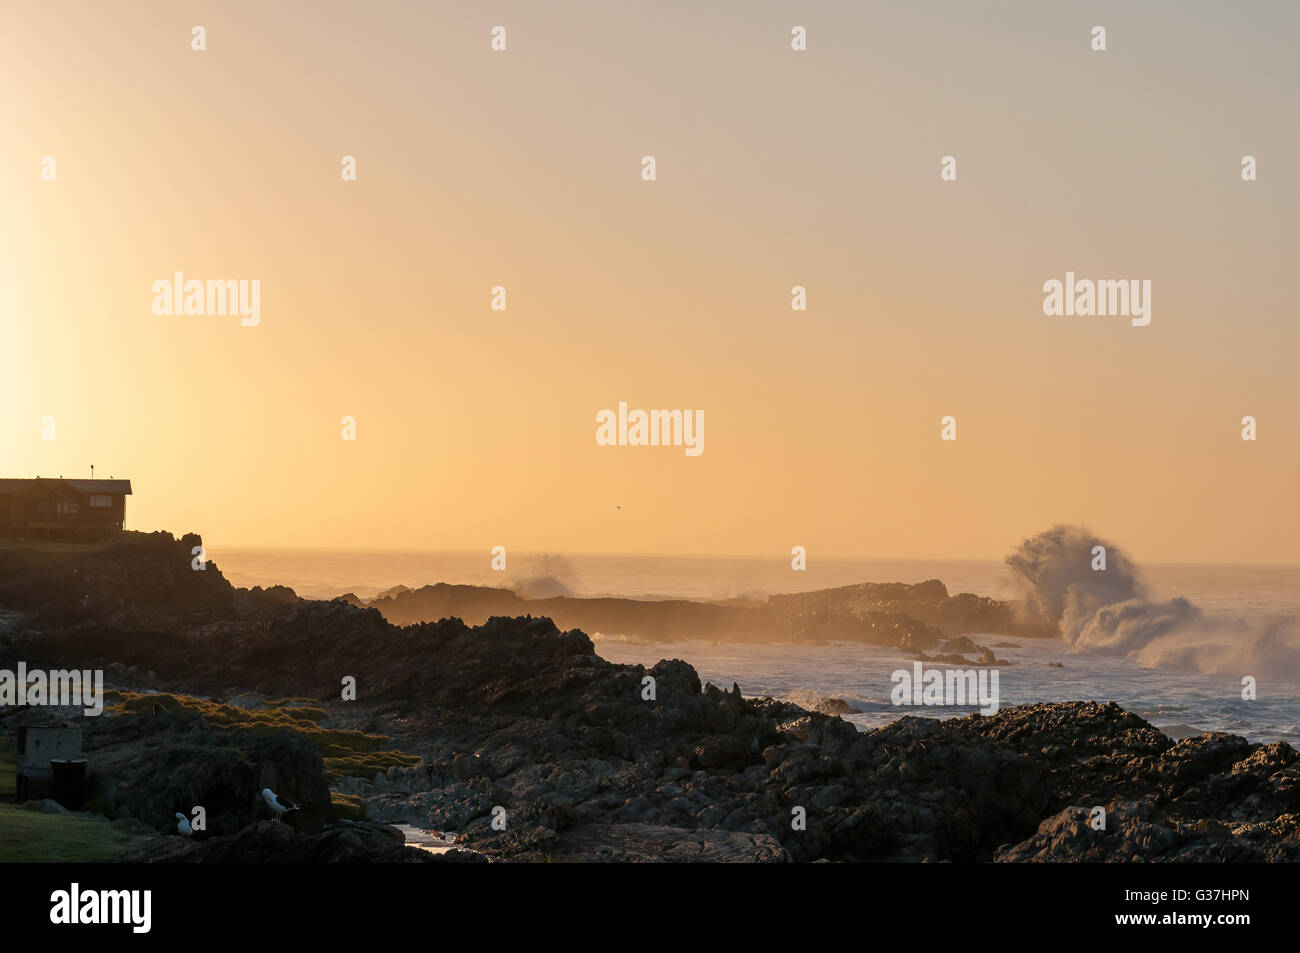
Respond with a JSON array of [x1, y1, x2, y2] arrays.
[[174, 812, 193, 837], [262, 788, 298, 822]]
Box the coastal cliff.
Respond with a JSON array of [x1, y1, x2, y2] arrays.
[[2, 532, 1296, 862]]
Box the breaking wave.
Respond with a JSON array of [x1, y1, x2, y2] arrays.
[[509, 553, 578, 599], [1005, 525, 1300, 679]]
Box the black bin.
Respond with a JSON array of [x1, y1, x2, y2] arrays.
[[50, 759, 87, 811]]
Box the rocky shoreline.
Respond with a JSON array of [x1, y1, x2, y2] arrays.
[[2, 532, 1297, 862]]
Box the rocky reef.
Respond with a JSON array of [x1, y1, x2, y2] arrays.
[[2, 532, 1296, 862], [358, 576, 1054, 648]]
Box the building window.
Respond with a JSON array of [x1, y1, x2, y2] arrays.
[[56, 502, 79, 514], [89, 495, 112, 507]]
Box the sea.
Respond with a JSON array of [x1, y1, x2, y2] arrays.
[[212, 549, 1300, 745]]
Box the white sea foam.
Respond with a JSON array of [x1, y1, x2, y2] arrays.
[[1007, 525, 1300, 679]]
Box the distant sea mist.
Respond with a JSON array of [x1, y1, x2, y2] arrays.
[[212, 541, 1300, 655], [210, 549, 1017, 605]]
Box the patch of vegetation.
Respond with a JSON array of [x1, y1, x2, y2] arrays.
[[0, 804, 129, 862], [330, 791, 366, 821], [0, 741, 128, 860], [106, 691, 421, 780]]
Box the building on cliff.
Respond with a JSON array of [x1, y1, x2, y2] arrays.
[[0, 478, 132, 541]]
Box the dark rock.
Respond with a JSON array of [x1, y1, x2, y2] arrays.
[[83, 710, 333, 835], [812, 697, 857, 716], [5, 535, 1297, 863], [123, 819, 458, 863]]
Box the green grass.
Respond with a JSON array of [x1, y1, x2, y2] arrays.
[[0, 804, 130, 862], [0, 746, 131, 861]]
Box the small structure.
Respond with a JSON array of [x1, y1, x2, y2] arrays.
[[14, 709, 84, 802], [0, 478, 132, 541]]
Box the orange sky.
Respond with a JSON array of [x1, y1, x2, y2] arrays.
[[2, 1, 1297, 564]]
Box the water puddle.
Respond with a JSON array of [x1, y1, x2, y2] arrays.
[[394, 824, 459, 854]]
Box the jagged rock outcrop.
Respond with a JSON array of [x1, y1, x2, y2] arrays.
[[0, 531, 234, 625], [2, 532, 1295, 862], [83, 708, 333, 835], [359, 577, 1045, 648]]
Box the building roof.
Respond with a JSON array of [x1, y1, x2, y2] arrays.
[[0, 478, 132, 495], [63, 480, 132, 494]]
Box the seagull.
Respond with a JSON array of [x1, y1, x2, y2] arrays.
[[262, 788, 298, 822], [174, 813, 193, 837]]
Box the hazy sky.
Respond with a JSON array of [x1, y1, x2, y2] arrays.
[[3, 1, 1297, 564]]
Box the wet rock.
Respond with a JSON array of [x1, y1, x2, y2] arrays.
[[812, 697, 856, 716]]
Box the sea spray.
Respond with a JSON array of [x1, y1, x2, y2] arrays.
[[1005, 525, 1300, 679]]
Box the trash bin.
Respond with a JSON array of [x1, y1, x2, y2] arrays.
[[50, 759, 87, 811]]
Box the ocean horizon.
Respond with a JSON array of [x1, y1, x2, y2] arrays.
[[212, 547, 1300, 607]]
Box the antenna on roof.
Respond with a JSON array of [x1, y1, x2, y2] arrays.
[[90, 465, 94, 480]]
